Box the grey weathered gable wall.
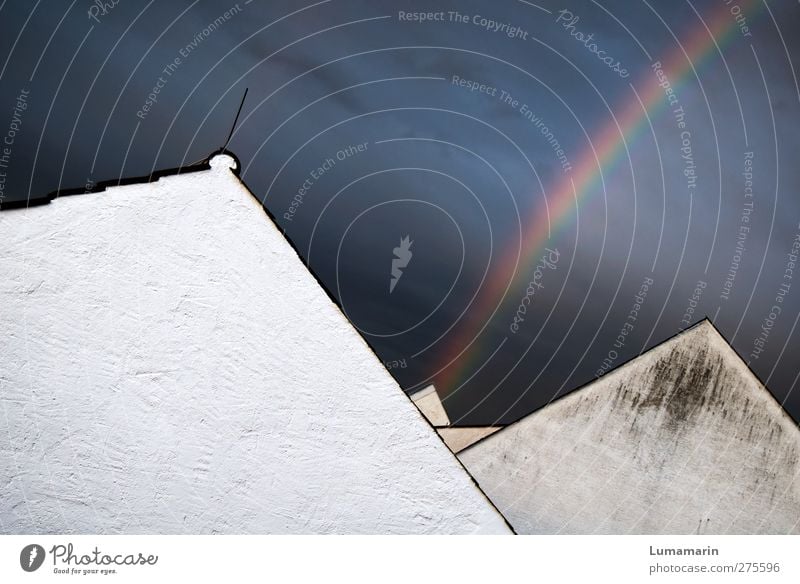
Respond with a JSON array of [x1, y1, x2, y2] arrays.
[[459, 321, 800, 534]]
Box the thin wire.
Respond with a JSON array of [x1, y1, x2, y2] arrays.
[[223, 87, 248, 149]]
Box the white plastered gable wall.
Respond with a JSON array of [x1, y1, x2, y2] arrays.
[[0, 153, 511, 534]]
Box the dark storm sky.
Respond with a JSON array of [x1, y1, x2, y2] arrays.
[[1, 0, 799, 425]]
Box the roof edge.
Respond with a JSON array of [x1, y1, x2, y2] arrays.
[[458, 317, 798, 456], [0, 148, 240, 211]]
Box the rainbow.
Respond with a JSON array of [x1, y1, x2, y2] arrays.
[[435, 0, 760, 395]]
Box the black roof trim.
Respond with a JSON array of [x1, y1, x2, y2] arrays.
[[0, 148, 241, 211]]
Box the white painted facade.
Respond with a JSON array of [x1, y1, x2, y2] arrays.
[[0, 153, 511, 534], [459, 321, 800, 534]]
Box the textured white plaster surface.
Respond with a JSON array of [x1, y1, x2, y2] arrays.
[[459, 322, 800, 534], [0, 154, 510, 534]]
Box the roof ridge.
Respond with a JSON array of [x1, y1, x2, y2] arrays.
[[457, 318, 798, 455]]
